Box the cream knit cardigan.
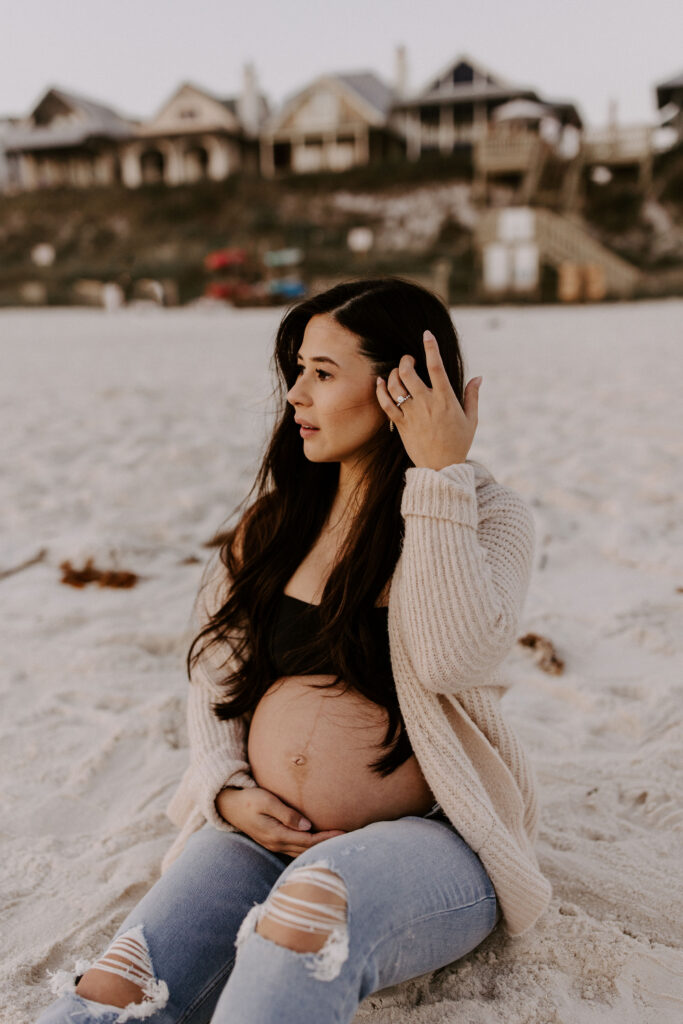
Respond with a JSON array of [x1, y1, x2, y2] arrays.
[[162, 460, 552, 937]]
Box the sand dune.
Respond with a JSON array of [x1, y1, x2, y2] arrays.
[[1, 300, 681, 1023]]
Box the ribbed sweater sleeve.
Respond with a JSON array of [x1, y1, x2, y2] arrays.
[[394, 461, 535, 693], [185, 553, 256, 830]]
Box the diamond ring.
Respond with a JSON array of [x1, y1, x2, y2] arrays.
[[395, 393, 412, 408]]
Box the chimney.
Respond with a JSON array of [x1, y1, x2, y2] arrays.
[[395, 44, 408, 99], [238, 62, 260, 136]]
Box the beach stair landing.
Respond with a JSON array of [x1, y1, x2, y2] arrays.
[[476, 206, 641, 300]]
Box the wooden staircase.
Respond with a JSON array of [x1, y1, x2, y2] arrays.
[[477, 207, 640, 298]]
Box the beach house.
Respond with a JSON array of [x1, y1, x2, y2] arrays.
[[2, 87, 135, 191], [389, 55, 580, 161], [118, 66, 269, 188], [259, 70, 402, 177]]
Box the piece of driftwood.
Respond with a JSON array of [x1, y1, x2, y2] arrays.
[[96, 568, 138, 588], [0, 547, 48, 581], [517, 632, 565, 674], [59, 558, 138, 589]]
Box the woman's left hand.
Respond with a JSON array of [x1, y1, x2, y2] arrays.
[[376, 330, 482, 470]]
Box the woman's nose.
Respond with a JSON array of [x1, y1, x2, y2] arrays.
[[287, 377, 309, 405]]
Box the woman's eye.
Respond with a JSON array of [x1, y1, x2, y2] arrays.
[[295, 366, 331, 381]]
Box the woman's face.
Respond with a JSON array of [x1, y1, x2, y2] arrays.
[[286, 313, 386, 465]]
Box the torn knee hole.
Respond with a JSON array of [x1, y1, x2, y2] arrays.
[[51, 925, 170, 1022], [86, 928, 154, 991], [239, 864, 349, 981]]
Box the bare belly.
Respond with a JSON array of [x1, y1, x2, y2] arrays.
[[247, 675, 435, 832]]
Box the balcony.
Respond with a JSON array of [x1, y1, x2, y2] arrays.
[[583, 125, 653, 165]]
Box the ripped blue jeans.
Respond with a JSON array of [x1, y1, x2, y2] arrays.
[[35, 811, 499, 1024]]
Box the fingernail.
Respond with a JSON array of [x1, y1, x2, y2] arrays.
[[299, 817, 312, 830], [423, 330, 435, 341], [474, 376, 483, 387], [376, 376, 382, 386]]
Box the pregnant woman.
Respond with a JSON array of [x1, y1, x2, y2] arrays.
[[37, 277, 551, 1024]]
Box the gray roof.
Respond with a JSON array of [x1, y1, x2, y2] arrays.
[[393, 84, 582, 128], [221, 94, 270, 124], [274, 70, 395, 126], [47, 87, 134, 131], [492, 99, 552, 121], [5, 86, 135, 151], [394, 82, 539, 109], [185, 82, 270, 124], [333, 72, 396, 117], [657, 71, 683, 108]]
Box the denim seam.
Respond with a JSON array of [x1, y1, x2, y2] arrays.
[[176, 954, 236, 1024], [363, 892, 498, 964]]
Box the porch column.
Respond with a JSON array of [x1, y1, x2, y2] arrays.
[[120, 144, 143, 188], [439, 105, 454, 154], [205, 136, 229, 180], [260, 136, 275, 177], [405, 110, 420, 160], [164, 139, 185, 186], [21, 153, 38, 190], [356, 126, 370, 165]]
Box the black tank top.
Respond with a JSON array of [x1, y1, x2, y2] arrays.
[[268, 593, 425, 777], [269, 592, 391, 679]]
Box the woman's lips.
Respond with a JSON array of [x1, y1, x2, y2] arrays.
[[299, 425, 319, 437]]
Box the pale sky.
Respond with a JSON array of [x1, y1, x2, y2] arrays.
[[1, 0, 681, 127]]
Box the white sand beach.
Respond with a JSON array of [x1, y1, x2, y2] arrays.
[[1, 299, 682, 1023]]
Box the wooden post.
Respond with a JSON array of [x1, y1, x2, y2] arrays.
[[583, 264, 606, 302], [558, 263, 582, 302]]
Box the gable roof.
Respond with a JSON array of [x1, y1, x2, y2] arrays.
[[269, 69, 395, 131], [41, 87, 134, 131], [140, 81, 242, 135], [391, 52, 536, 110], [147, 80, 268, 127], [393, 53, 582, 124], [333, 72, 396, 117], [420, 54, 512, 96], [5, 86, 135, 151]]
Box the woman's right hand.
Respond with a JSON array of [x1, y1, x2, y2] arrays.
[[216, 786, 346, 856]]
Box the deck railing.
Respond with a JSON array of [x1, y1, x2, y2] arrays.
[[582, 125, 653, 164], [475, 133, 543, 173]]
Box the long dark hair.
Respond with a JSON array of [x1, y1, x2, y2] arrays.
[[187, 277, 466, 775]]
